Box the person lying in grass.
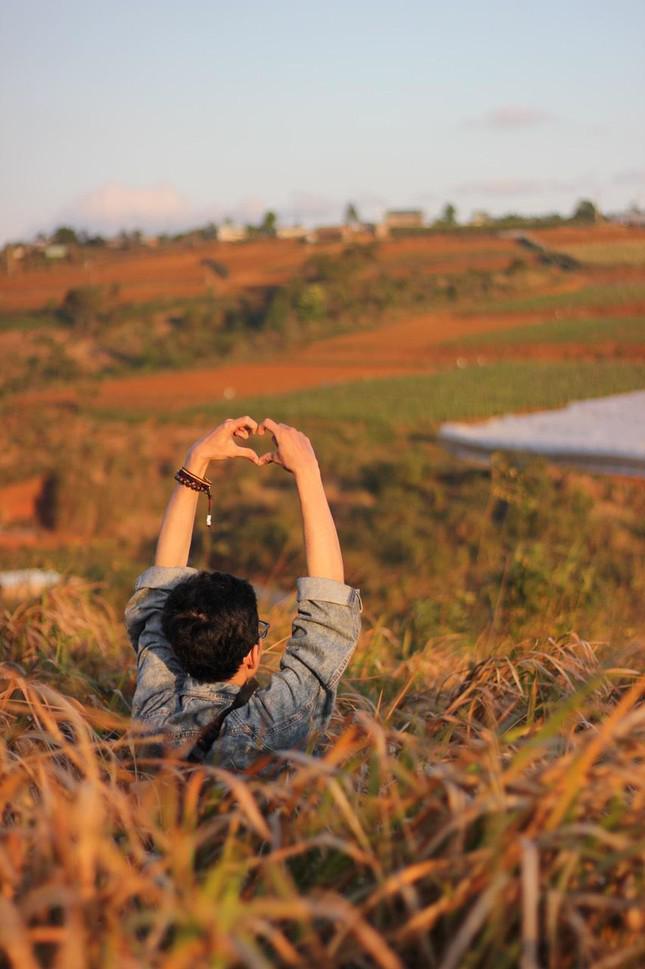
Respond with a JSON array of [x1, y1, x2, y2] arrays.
[[124, 416, 362, 770]]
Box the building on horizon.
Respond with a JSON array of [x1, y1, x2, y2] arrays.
[[276, 225, 309, 241], [217, 223, 248, 243], [469, 210, 492, 228], [308, 225, 353, 245], [384, 209, 425, 230], [375, 209, 426, 238]]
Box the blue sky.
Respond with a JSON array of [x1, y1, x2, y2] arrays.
[[1, 0, 644, 242]]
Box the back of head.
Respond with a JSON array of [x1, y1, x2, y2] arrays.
[[161, 571, 258, 682]]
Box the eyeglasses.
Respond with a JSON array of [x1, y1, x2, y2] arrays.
[[258, 619, 270, 641]]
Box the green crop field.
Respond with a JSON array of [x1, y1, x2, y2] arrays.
[[175, 360, 645, 431], [444, 315, 645, 347], [478, 281, 645, 314]]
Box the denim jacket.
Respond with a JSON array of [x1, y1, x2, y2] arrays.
[[124, 566, 362, 770]]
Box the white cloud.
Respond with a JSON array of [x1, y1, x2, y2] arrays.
[[63, 182, 192, 232], [465, 105, 556, 130], [53, 183, 278, 235]]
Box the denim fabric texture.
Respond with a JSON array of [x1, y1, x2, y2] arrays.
[[124, 566, 362, 770]]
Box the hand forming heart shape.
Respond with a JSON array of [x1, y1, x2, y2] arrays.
[[188, 416, 318, 477]]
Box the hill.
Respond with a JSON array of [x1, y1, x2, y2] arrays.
[[1, 224, 644, 967]]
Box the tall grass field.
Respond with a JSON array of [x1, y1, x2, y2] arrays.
[[1, 584, 643, 969]]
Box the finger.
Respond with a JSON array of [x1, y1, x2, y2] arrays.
[[259, 418, 280, 438], [258, 451, 281, 467], [233, 446, 261, 464], [233, 415, 258, 434]]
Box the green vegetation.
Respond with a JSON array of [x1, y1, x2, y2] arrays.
[[59, 283, 120, 336], [0, 309, 59, 332], [480, 281, 645, 314], [178, 361, 645, 430], [571, 198, 601, 223], [445, 314, 645, 347]]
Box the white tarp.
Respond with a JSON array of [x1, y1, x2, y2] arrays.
[[439, 391, 645, 477]]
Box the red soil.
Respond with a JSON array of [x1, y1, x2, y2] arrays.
[[0, 477, 43, 524]]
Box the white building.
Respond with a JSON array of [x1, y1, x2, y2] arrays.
[[217, 224, 248, 243]]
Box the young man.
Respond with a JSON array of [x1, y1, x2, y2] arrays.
[[124, 416, 362, 770]]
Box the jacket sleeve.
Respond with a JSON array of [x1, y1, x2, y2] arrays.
[[215, 576, 362, 768], [124, 565, 197, 722]]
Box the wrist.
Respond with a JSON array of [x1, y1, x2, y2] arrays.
[[184, 448, 210, 479], [294, 461, 322, 488]]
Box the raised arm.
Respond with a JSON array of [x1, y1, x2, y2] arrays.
[[155, 417, 260, 568], [258, 419, 344, 582]]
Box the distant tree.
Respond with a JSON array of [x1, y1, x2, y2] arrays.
[[572, 199, 601, 223], [199, 222, 218, 240], [260, 211, 278, 236], [117, 229, 143, 249], [441, 203, 457, 226], [52, 226, 79, 245], [344, 202, 360, 226], [75, 230, 106, 247]]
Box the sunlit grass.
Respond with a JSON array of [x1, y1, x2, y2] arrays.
[[444, 315, 645, 347], [1, 583, 643, 967]]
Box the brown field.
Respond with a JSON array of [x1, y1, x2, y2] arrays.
[[531, 223, 645, 247], [0, 231, 520, 313], [0, 239, 310, 311], [12, 307, 588, 412], [3, 224, 645, 315], [4, 224, 645, 415]]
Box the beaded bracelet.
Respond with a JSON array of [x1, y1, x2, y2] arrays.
[[174, 466, 213, 527]]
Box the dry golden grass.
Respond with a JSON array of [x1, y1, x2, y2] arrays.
[[1, 584, 643, 968]]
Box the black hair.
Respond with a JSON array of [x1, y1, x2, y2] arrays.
[[161, 571, 259, 683]]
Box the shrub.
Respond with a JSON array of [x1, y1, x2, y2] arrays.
[[59, 283, 119, 335]]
